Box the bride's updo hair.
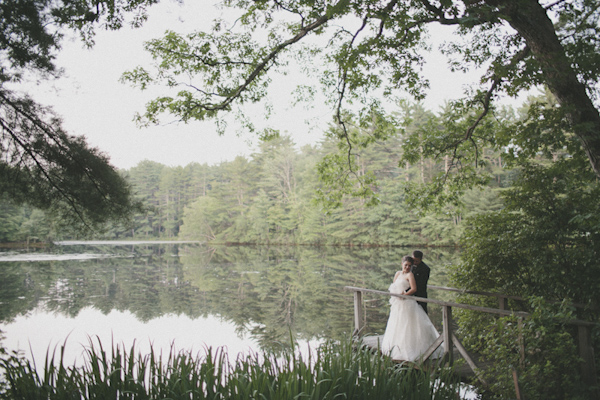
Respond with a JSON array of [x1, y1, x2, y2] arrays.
[[402, 255, 414, 264]]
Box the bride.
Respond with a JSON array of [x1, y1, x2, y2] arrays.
[[380, 255, 444, 361]]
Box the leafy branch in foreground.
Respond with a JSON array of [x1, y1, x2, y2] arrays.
[[0, 90, 140, 232], [124, 0, 600, 211], [1, 0, 157, 232]]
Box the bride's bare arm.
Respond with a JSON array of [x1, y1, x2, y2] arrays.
[[393, 271, 402, 282]]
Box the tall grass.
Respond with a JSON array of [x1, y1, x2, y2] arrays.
[[1, 337, 463, 399]]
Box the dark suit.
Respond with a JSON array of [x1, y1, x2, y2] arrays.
[[411, 261, 430, 313]]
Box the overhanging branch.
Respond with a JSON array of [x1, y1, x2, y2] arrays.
[[434, 45, 531, 188], [199, 14, 331, 114]]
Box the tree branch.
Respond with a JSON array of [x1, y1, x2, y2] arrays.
[[199, 14, 331, 113], [543, 0, 567, 10], [0, 115, 90, 227], [435, 45, 531, 186], [418, 0, 496, 26], [1, 91, 112, 203]]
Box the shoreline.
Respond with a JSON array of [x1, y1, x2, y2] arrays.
[[0, 240, 459, 250]]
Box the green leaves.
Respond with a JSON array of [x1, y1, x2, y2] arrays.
[[555, 0, 600, 87], [0, 90, 140, 233], [0, 0, 162, 231], [123, 29, 271, 125], [0, 337, 462, 400], [316, 153, 379, 209], [458, 298, 588, 400], [122, 9, 332, 128], [450, 156, 600, 398], [117, 0, 600, 192], [121, 0, 436, 130]]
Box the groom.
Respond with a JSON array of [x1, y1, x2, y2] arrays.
[[411, 250, 430, 314]]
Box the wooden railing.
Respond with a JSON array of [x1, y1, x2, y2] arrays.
[[428, 285, 599, 312], [344, 285, 598, 397]]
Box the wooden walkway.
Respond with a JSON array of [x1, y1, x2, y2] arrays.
[[345, 285, 598, 399], [358, 334, 490, 382]]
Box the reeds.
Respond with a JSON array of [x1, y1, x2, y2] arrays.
[[1, 337, 462, 399]]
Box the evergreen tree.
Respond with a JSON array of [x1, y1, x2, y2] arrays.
[[1, 0, 157, 231]]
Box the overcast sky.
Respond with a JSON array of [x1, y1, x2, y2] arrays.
[[29, 1, 485, 170]]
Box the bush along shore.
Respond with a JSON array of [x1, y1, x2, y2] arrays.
[[0, 337, 463, 399]]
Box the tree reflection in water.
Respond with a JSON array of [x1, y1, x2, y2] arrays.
[[0, 243, 460, 356]]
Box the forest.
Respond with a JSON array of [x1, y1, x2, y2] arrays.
[[0, 101, 510, 246]]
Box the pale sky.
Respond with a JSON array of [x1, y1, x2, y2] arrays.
[[28, 1, 482, 170]]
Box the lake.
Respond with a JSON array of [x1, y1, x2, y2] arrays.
[[0, 242, 461, 366]]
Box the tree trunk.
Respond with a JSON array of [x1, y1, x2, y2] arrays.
[[420, 145, 425, 183], [493, 0, 600, 178]]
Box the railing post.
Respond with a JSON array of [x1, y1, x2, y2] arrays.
[[442, 305, 453, 366], [499, 296, 508, 311], [512, 369, 524, 400], [353, 290, 363, 336], [578, 324, 599, 399], [518, 317, 525, 368]]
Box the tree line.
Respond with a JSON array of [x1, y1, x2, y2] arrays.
[[1, 102, 511, 246]]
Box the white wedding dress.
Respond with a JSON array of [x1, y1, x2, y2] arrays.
[[380, 273, 444, 361]]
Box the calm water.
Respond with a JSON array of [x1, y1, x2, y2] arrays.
[[0, 242, 460, 365]]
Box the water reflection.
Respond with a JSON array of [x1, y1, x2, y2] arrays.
[[2, 306, 262, 368], [0, 243, 460, 360]]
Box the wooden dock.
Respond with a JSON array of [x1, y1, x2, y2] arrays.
[[359, 334, 488, 382], [345, 285, 599, 399]]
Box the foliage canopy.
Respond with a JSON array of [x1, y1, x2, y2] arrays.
[[124, 0, 600, 206], [0, 0, 158, 231]]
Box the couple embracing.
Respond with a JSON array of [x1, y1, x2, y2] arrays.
[[380, 251, 444, 361]]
